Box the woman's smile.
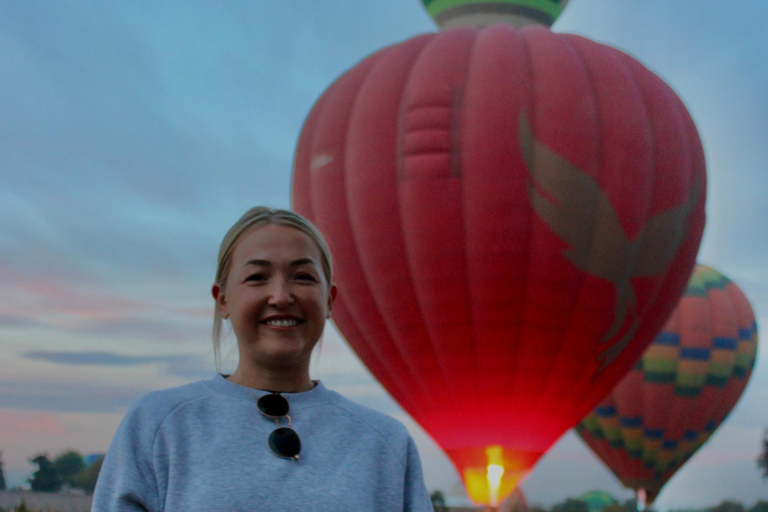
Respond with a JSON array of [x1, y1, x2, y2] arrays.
[[260, 315, 303, 328]]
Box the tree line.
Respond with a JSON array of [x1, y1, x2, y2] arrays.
[[0, 450, 104, 494], [0, 429, 765, 499]]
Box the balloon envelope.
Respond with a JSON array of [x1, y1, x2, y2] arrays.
[[577, 265, 759, 504], [293, 25, 705, 505]]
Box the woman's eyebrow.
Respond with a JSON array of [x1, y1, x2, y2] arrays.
[[244, 259, 271, 267], [289, 258, 318, 267], [243, 258, 317, 267]]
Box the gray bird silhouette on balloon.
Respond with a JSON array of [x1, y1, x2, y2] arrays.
[[518, 113, 702, 371]]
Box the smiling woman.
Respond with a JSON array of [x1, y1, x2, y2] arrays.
[[90, 207, 433, 512]]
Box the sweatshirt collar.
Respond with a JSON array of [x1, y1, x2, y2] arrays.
[[205, 374, 331, 410]]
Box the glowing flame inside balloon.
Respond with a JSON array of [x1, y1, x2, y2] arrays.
[[462, 445, 526, 505], [487, 463, 505, 506]]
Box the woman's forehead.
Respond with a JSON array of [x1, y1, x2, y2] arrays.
[[233, 224, 322, 265]]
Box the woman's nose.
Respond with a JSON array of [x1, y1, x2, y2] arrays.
[[267, 279, 294, 307]]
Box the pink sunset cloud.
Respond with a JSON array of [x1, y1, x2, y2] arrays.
[[0, 262, 207, 342], [0, 409, 68, 442], [0, 263, 149, 323]]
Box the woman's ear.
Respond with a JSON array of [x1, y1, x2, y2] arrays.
[[212, 283, 229, 319], [326, 284, 338, 318]]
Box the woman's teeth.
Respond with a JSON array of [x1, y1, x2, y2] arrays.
[[264, 319, 299, 327]]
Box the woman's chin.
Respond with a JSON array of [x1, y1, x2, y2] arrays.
[[249, 342, 315, 370]]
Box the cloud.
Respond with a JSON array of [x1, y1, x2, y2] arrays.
[[0, 262, 149, 317], [80, 318, 205, 344], [0, 380, 146, 413], [0, 0, 437, 295], [22, 350, 162, 366], [0, 264, 209, 343], [1, 309, 205, 344], [20, 350, 214, 380], [0, 409, 69, 442], [0, 312, 39, 329]]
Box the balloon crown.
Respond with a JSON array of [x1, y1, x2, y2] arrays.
[[422, 0, 570, 30]]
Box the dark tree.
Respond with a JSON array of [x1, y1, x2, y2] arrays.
[[622, 498, 657, 512], [622, 499, 638, 512], [510, 499, 529, 512], [758, 429, 768, 479], [28, 454, 62, 492], [552, 498, 589, 512], [0, 450, 6, 491], [748, 502, 768, 512], [710, 501, 746, 512], [53, 450, 86, 487], [71, 455, 105, 494], [430, 490, 447, 512]]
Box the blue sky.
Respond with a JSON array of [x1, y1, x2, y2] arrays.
[[1, 1, 767, 508]]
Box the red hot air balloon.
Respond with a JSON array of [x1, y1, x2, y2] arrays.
[[292, 25, 705, 505], [577, 265, 758, 506]]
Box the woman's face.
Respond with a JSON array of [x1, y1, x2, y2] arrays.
[[213, 224, 336, 370]]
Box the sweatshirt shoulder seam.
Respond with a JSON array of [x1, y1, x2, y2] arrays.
[[150, 385, 216, 464], [325, 399, 409, 471]]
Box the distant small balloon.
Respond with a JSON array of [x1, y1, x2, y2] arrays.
[[421, 0, 570, 30], [577, 265, 759, 505]]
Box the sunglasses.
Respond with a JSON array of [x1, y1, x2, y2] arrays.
[[256, 393, 301, 461]]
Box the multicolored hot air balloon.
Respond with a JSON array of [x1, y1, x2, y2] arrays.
[[422, 0, 570, 30], [576, 265, 758, 505], [292, 24, 706, 506]]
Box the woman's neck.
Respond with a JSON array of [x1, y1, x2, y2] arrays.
[[226, 365, 314, 393]]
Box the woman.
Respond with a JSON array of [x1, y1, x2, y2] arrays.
[[92, 207, 433, 511]]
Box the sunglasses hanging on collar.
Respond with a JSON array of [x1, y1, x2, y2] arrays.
[[256, 392, 301, 461]]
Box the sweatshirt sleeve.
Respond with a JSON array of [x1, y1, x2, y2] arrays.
[[403, 435, 435, 512], [91, 400, 161, 512]]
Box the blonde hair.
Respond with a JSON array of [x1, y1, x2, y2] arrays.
[[212, 207, 333, 370]]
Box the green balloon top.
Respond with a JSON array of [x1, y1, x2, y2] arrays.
[[685, 264, 732, 297], [422, 0, 570, 30]]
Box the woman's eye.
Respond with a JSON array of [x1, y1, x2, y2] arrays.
[[245, 274, 267, 283], [295, 273, 317, 282]]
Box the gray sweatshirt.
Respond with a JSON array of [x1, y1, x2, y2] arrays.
[[92, 375, 433, 511]]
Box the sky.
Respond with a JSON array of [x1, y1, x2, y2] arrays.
[[1, 0, 767, 509]]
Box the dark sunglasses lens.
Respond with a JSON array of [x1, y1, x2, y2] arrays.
[[258, 393, 289, 417], [269, 427, 301, 459]]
